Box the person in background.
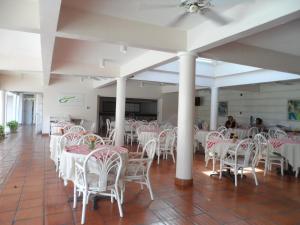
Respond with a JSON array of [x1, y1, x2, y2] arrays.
[[255, 117, 265, 131], [225, 116, 237, 129]]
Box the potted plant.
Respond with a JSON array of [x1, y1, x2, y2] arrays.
[[6, 120, 18, 133], [0, 125, 4, 140]]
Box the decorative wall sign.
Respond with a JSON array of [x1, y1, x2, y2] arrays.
[[288, 100, 300, 121], [218, 101, 228, 117], [58, 93, 84, 106]]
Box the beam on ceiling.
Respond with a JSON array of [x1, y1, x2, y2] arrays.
[[201, 42, 300, 75], [51, 60, 120, 78], [120, 51, 176, 77], [40, 0, 62, 86], [215, 69, 300, 87], [188, 0, 300, 53], [93, 79, 116, 89], [57, 7, 186, 53]]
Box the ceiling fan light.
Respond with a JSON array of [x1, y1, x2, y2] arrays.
[[189, 4, 199, 13]]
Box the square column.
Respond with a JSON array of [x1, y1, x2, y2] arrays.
[[115, 77, 127, 146], [210, 87, 219, 130], [175, 52, 197, 187], [0, 90, 6, 126]]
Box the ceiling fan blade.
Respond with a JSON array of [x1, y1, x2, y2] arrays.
[[202, 8, 231, 25], [139, 3, 178, 11], [169, 12, 189, 27]]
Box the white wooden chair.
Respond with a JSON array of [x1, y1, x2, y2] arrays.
[[68, 125, 86, 133], [266, 139, 285, 176], [204, 131, 224, 172], [79, 134, 105, 146], [103, 129, 116, 145], [123, 139, 157, 202], [219, 139, 259, 187], [217, 126, 227, 136], [106, 119, 111, 137], [268, 127, 279, 139], [73, 147, 123, 224], [247, 127, 259, 138], [157, 129, 176, 164], [274, 129, 288, 139]]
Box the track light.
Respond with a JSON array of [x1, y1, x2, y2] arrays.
[[120, 45, 127, 54]]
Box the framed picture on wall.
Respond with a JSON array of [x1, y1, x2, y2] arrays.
[[288, 100, 300, 121], [218, 101, 228, 117], [58, 93, 84, 106]]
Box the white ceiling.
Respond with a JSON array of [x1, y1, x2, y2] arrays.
[[238, 18, 300, 57], [53, 38, 147, 66], [61, 0, 248, 30]]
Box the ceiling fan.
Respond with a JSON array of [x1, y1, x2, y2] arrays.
[[140, 0, 231, 27]]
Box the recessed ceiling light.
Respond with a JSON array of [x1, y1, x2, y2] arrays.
[[120, 45, 127, 54], [99, 59, 105, 68]]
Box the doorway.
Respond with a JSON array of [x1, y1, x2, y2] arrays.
[[23, 95, 35, 125]]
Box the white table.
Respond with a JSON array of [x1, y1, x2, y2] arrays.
[[49, 133, 62, 166], [59, 145, 128, 185], [138, 130, 160, 147], [272, 139, 300, 172]]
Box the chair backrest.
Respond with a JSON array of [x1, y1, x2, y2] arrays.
[[68, 125, 85, 133], [136, 125, 148, 136], [142, 139, 158, 159], [268, 127, 279, 138], [59, 132, 81, 153], [232, 139, 259, 167], [80, 119, 84, 126], [217, 126, 227, 136], [248, 127, 259, 138], [79, 134, 105, 146], [149, 120, 158, 127], [172, 127, 178, 137], [158, 129, 176, 150], [274, 129, 288, 139], [260, 132, 270, 140], [108, 129, 116, 145], [76, 147, 122, 191], [253, 133, 268, 157], [106, 119, 111, 130], [205, 131, 224, 152], [90, 122, 96, 133], [62, 124, 73, 133]]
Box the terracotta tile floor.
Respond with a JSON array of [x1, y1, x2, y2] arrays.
[[0, 126, 300, 225]]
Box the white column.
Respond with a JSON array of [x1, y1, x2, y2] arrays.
[[176, 52, 197, 185], [210, 87, 219, 130], [115, 77, 127, 146], [0, 90, 6, 126]]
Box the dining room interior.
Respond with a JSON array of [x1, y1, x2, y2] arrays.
[[0, 0, 300, 225]]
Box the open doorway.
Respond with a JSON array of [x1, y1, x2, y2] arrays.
[[23, 94, 35, 125]]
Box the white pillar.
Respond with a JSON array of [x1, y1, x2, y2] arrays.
[[0, 90, 6, 126], [175, 52, 197, 186], [115, 77, 127, 146], [210, 87, 219, 130]]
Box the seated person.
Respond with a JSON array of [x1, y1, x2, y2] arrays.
[[255, 118, 264, 131], [225, 116, 237, 129]]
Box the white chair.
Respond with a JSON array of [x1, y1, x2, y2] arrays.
[[172, 127, 178, 151], [58, 132, 82, 175], [260, 132, 270, 140], [79, 134, 105, 146], [247, 127, 259, 138], [268, 127, 279, 138], [123, 139, 157, 202], [253, 133, 269, 175], [217, 126, 227, 136], [204, 131, 224, 172], [90, 122, 96, 133], [73, 147, 123, 224], [69, 125, 86, 133], [106, 119, 111, 137], [157, 129, 176, 164], [136, 125, 148, 151], [126, 122, 138, 146], [274, 129, 288, 139], [103, 129, 116, 145], [62, 124, 73, 133], [266, 139, 285, 176], [219, 139, 259, 187]]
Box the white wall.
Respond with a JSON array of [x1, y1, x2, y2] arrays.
[[195, 83, 300, 130], [159, 92, 178, 125], [0, 74, 162, 133]]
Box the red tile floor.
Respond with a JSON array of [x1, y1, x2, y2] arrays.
[[0, 126, 300, 225]]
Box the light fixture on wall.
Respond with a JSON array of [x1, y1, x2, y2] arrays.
[[99, 58, 106, 68], [120, 45, 128, 54]]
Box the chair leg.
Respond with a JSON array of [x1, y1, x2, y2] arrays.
[[115, 189, 123, 217], [81, 191, 88, 224], [212, 157, 216, 172], [252, 167, 259, 186], [281, 159, 284, 176], [296, 168, 299, 178], [219, 162, 223, 179], [111, 190, 114, 203], [73, 185, 77, 209], [171, 151, 176, 163], [264, 160, 268, 176], [241, 169, 244, 179], [234, 169, 238, 187], [146, 177, 154, 200]]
